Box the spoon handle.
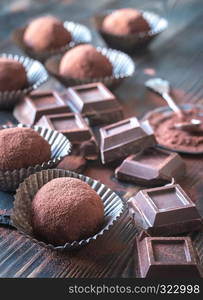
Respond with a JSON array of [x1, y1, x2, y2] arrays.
[[162, 92, 183, 116]]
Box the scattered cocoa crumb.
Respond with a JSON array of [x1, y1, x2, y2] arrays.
[[149, 109, 203, 152], [57, 155, 87, 173]]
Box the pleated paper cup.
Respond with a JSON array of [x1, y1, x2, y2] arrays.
[[93, 10, 168, 53], [0, 53, 48, 110], [12, 21, 92, 62], [0, 124, 71, 192], [11, 169, 127, 250], [45, 46, 135, 89]]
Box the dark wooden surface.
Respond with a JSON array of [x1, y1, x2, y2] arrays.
[[0, 0, 203, 278]]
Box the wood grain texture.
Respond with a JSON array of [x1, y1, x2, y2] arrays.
[[0, 0, 203, 278]]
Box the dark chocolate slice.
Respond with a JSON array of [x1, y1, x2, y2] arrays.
[[115, 148, 185, 186], [56, 82, 123, 125], [36, 112, 98, 160], [13, 90, 70, 125], [100, 117, 156, 164], [135, 236, 201, 278], [129, 183, 203, 236]]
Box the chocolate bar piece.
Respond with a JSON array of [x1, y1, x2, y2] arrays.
[[115, 148, 185, 186], [13, 90, 70, 125], [129, 184, 203, 236], [135, 236, 201, 278], [56, 82, 123, 125], [36, 113, 98, 160], [99, 117, 156, 164]]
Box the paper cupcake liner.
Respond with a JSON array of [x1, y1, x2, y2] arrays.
[[0, 124, 72, 192], [142, 103, 203, 155], [12, 21, 92, 62], [11, 169, 127, 250], [93, 10, 168, 53], [45, 47, 135, 89], [0, 53, 48, 110]]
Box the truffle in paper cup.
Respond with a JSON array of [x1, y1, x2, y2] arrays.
[[0, 124, 71, 192], [12, 21, 92, 62], [45, 47, 135, 89], [0, 53, 48, 110], [11, 169, 127, 250], [93, 10, 168, 53]]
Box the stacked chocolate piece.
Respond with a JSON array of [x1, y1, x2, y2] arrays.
[[13, 90, 71, 125], [128, 181, 202, 277], [115, 148, 186, 186], [13, 82, 125, 163], [58, 82, 123, 125], [129, 183, 203, 236]]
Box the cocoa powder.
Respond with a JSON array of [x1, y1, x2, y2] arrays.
[[149, 109, 203, 152]]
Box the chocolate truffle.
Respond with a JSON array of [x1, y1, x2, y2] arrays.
[[0, 127, 51, 171], [31, 177, 104, 245], [102, 8, 150, 35], [23, 16, 72, 52], [0, 58, 27, 92], [59, 44, 113, 79]]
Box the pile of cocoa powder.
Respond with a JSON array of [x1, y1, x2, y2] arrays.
[[148, 109, 203, 153]]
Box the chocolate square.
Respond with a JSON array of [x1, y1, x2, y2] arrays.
[[129, 184, 203, 235], [100, 117, 156, 164], [13, 90, 70, 125], [151, 240, 186, 263], [56, 82, 123, 125], [36, 113, 98, 160], [115, 148, 185, 186], [136, 236, 201, 278]]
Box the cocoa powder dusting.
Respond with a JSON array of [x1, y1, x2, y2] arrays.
[[31, 177, 104, 245], [57, 155, 87, 173]]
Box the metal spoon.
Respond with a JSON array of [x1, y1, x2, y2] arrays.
[[145, 78, 202, 131]]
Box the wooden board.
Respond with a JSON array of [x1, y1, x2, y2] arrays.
[[0, 0, 203, 278]]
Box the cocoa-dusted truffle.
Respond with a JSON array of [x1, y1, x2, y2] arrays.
[[0, 127, 51, 171], [0, 58, 27, 92], [59, 44, 113, 79], [31, 177, 104, 245], [23, 16, 72, 52], [102, 8, 150, 35]]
